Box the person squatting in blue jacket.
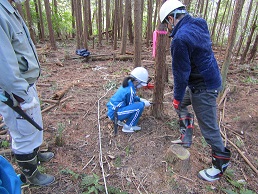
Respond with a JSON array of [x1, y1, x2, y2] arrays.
[[107, 67, 151, 133], [159, 0, 231, 182]]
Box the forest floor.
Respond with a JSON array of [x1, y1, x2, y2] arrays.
[[0, 39, 257, 194]]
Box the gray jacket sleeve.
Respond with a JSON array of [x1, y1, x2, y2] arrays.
[[0, 22, 32, 103]]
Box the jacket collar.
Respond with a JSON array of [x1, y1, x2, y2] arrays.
[[0, 0, 16, 14], [170, 14, 191, 38]]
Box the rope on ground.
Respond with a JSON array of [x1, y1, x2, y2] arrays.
[[97, 82, 115, 194]]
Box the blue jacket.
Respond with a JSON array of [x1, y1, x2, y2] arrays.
[[170, 14, 221, 102], [107, 81, 140, 120]]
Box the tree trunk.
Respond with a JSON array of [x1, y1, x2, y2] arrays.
[[113, 0, 119, 50], [75, 0, 83, 49], [134, 0, 142, 67], [151, 0, 167, 119], [44, 0, 57, 50], [120, 0, 130, 55], [97, 0, 102, 46], [219, 0, 234, 54], [83, 0, 89, 49], [247, 34, 258, 62], [215, 0, 230, 45], [235, 0, 254, 56], [211, 0, 221, 42], [128, 2, 134, 44], [240, 15, 257, 64], [37, 0, 45, 41], [105, 0, 110, 43], [146, 0, 153, 48], [24, 0, 36, 43], [221, 0, 245, 92]]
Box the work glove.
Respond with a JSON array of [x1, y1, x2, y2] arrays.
[[20, 97, 39, 111], [140, 98, 147, 102], [140, 98, 151, 107], [173, 99, 180, 110]]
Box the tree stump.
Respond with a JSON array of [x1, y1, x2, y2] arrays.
[[164, 144, 191, 174]]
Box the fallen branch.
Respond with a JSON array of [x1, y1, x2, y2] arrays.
[[82, 155, 95, 170], [0, 129, 7, 135], [0, 123, 6, 129], [0, 148, 12, 155], [218, 87, 230, 106], [41, 96, 72, 113], [220, 131, 258, 174]]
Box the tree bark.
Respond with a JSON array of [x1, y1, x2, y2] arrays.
[[235, 0, 254, 56], [146, 0, 153, 48], [151, 0, 167, 119], [134, 0, 142, 67], [24, 0, 36, 43], [44, 0, 57, 50], [240, 15, 257, 64], [97, 0, 102, 46], [120, 0, 131, 55], [221, 0, 245, 92], [83, 0, 89, 49], [105, 0, 110, 43]]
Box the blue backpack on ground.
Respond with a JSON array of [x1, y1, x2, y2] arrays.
[[0, 155, 22, 194]]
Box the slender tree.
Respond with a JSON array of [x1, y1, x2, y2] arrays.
[[113, 0, 119, 50], [235, 0, 254, 56], [120, 0, 131, 55], [247, 34, 258, 62], [97, 0, 102, 46], [105, 0, 110, 43], [146, 0, 153, 47], [128, 2, 134, 44], [211, 0, 221, 42], [83, 0, 89, 49], [44, 0, 57, 49], [240, 14, 257, 64], [221, 0, 245, 91], [134, 0, 142, 67], [24, 0, 36, 43]]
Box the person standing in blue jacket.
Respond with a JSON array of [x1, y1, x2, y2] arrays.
[[0, 0, 54, 186], [107, 67, 151, 133], [159, 0, 231, 182]]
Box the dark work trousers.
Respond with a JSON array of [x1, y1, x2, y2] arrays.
[[176, 87, 225, 152]]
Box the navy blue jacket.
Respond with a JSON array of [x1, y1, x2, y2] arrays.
[[170, 14, 221, 102]]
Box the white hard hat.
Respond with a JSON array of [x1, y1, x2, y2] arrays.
[[130, 67, 148, 86], [159, 0, 185, 23]]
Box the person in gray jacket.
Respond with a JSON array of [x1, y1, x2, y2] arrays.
[[0, 0, 54, 186]]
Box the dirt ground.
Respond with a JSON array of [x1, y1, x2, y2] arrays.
[[0, 40, 257, 194]]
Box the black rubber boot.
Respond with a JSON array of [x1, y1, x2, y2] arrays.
[[15, 150, 55, 186], [38, 152, 54, 162], [198, 148, 231, 182], [180, 113, 194, 148]]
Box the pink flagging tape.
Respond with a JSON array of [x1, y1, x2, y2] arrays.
[[152, 30, 168, 58]]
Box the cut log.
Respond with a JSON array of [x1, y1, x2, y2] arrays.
[[164, 144, 191, 174]]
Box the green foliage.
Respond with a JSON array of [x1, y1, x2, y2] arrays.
[[243, 76, 258, 84], [114, 156, 122, 168], [60, 168, 80, 180], [125, 145, 130, 156], [37, 165, 46, 173], [201, 136, 208, 147], [57, 122, 65, 135], [222, 170, 256, 194], [0, 140, 9, 148], [81, 173, 128, 194], [166, 119, 178, 130]]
